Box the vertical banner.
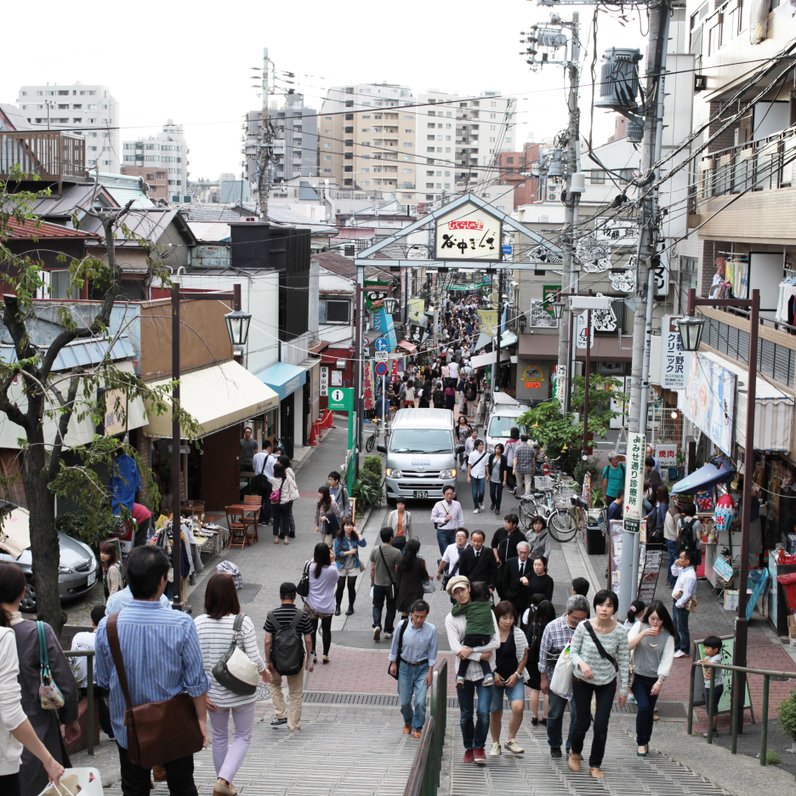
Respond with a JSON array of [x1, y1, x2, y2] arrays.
[[478, 309, 498, 336], [623, 432, 646, 533], [660, 315, 688, 390], [363, 360, 375, 411], [554, 364, 567, 404]]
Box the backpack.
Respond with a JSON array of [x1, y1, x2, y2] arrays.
[[268, 609, 305, 676], [464, 382, 477, 401], [678, 518, 697, 552]]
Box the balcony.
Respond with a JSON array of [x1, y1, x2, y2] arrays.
[[696, 125, 796, 241], [0, 130, 86, 182]]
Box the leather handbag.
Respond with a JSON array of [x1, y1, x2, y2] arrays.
[[36, 621, 65, 711], [211, 615, 259, 696], [296, 562, 310, 598], [107, 614, 204, 768]]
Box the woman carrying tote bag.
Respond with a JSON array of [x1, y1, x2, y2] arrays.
[[195, 573, 266, 796]]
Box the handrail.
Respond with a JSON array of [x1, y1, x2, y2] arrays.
[[63, 649, 96, 756], [404, 660, 448, 796], [687, 658, 796, 766]]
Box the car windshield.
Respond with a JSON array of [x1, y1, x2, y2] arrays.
[[390, 429, 453, 454], [488, 416, 527, 439]]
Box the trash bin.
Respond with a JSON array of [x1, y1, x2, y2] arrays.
[[586, 522, 605, 555]]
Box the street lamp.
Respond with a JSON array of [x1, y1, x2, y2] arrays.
[[383, 296, 398, 315], [170, 283, 250, 611], [676, 286, 760, 730], [550, 300, 565, 321]]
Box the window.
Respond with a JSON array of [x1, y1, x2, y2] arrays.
[[320, 299, 350, 323], [590, 170, 606, 184], [49, 270, 77, 299]]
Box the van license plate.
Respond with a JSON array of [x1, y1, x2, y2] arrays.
[[413, 490, 428, 498]]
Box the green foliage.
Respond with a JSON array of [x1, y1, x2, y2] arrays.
[[352, 456, 384, 511], [765, 750, 781, 765], [54, 511, 125, 548], [778, 689, 796, 741]]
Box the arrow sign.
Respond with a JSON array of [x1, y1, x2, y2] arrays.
[[374, 337, 389, 352]]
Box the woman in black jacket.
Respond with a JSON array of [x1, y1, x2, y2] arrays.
[[487, 443, 508, 514], [526, 555, 555, 603]]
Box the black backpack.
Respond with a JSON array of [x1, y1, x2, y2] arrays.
[[464, 382, 477, 401], [268, 609, 305, 676], [678, 518, 697, 552]]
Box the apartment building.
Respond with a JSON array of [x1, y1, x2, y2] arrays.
[[497, 142, 541, 208], [244, 93, 318, 190], [319, 83, 416, 204], [122, 121, 189, 202], [17, 83, 119, 172]]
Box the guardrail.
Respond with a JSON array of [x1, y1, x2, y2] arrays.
[[404, 660, 448, 796], [63, 649, 96, 755], [687, 659, 796, 765]]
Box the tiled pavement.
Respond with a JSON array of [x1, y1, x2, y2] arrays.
[[71, 420, 796, 793]]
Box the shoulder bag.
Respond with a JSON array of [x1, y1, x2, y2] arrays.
[[549, 643, 574, 699], [296, 561, 311, 598], [252, 458, 269, 493], [211, 615, 259, 696], [379, 545, 398, 601], [583, 621, 619, 671], [36, 621, 65, 710], [270, 478, 284, 505], [387, 619, 410, 680], [106, 613, 203, 768]]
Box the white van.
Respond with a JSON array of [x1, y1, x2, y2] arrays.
[[379, 408, 462, 504], [485, 393, 529, 452]]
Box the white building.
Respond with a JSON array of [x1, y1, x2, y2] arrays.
[[122, 121, 189, 202], [416, 90, 516, 204], [17, 82, 119, 172]]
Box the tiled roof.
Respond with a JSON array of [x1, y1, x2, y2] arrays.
[[2, 217, 95, 239]]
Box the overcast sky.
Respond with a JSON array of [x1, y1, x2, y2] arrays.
[[1, 1, 646, 180]]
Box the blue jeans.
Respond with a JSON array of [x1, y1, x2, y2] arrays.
[[546, 689, 577, 751], [397, 663, 429, 730], [673, 603, 690, 654], [470, 477, 485, 508], [666, 539, 679, 587], [436, 526, 457, 556], [457, 678, 491, 751], [489, 481, 503, 511], [372, 585, 396, 634], [631, 674, 659, 746]]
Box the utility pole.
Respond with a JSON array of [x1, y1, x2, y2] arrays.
[[257, 47, 272, 220], [620, 0, 673, 618]]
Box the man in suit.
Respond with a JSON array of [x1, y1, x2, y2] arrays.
[[499, 541, 533, 619], [457, 530, 498, 594]]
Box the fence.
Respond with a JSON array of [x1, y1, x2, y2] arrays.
[[404, 660, 448, 796], [63, 649, 97, 755], [687, 659, 796, 765]]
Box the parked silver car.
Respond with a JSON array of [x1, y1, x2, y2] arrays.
[[0, 505, 99, 612]]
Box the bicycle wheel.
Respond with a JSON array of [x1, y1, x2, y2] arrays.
[[365, 434, 375, 453], [548, 509, 578, 542], [519, 499, 537, 530]]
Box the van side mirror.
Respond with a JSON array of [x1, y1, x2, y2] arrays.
[[376, 444, 387, 453]]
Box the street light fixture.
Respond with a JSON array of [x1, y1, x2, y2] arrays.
[[383, 296, 398, 314], [550, 301, 565, 320], [676, 286, 760, 730], [224, 309, 252, 348]]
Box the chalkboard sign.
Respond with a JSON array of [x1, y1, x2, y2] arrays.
[[691, 634, 753, 716], [638, 549, 662, 604]]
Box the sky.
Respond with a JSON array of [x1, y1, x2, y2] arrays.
[[1, 1, 647, 180]]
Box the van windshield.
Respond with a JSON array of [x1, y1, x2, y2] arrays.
[[390, 429, 453, 454], [488, 416, 527, 439]]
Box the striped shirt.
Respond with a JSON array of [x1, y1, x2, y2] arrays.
[[194, 614, 265, 708], [95, 600, 209, 749], [570, 620, 631, 693], [263, 604, 313, 637]]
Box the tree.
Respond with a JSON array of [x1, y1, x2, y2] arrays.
[[0, 180, 182, 633], [518, 374, 626, 475]]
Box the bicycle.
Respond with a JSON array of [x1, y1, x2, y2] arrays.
[[364, 417, 383, 453], [519, 475, 581, 543]]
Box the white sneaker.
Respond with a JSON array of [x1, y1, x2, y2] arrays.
[[673, 650, 688, 658], [489, 741, 502, 757], [473, 507, 480, 514], [504, 738, 525, 755]]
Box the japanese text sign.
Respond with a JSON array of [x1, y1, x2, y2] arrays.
[[623, 432, 646, 534]]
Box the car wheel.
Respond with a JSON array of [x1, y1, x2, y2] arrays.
[[20, 581, 38, 613]]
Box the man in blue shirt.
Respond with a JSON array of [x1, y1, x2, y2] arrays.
[[95, 546, 209, 795], [388, 599, 437, 738]]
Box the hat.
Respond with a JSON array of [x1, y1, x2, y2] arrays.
[[445, 575, 471, 595]]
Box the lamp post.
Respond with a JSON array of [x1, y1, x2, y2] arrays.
[[170, 283, 251, 610], [676, 286, 760, 729]]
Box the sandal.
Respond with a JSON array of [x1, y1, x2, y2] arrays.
[[284, 538, 290, 545]]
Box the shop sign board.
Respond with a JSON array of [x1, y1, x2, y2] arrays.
[[623, 432, 646, 534], [319, 366, 329, 397], [434, 202, 502, 261], [660, 315, 688, 390], [680, 354, 736, 455]]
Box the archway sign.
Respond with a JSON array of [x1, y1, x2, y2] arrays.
[[351, 193, 564, 460]]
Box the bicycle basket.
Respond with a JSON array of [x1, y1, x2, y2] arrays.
[[534, 476, 554, 492], [555, 497, 571, 510]]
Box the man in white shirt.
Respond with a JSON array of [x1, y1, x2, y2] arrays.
[[252, 439, 278, 524], [671, 549, 697, 657], [448, 360, 460, 381], [431, 486, 465, 556], [436, 529, 470, 583]]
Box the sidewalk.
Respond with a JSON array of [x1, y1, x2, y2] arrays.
[[69, 425, 796, 793]]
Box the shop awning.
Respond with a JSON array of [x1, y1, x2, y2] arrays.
[[679, 351, 795, 452], [495, 331, 518, 348], [473, 333, 491, 352], [255, 361, 307, 402], [671, 461, 736, 495], [397, 340, 417, 355], [470, 348, 512, 369], [144, 360, 279, 439]]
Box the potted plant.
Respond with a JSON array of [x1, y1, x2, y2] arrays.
[[778, 688, 796, 754]]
